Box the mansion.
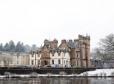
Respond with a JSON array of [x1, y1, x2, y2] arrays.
[[0, 35, 90, 68], [29, 35, 90, 68]]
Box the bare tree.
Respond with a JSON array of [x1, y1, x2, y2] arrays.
[[94, 34, 114, 60]]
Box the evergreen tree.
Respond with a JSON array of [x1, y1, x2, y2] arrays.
[[4, 43, 10, 51], [31, 44, 37, 51], [8, 40, 15, 52], [0, 43, 3, 51], [0, 40, 32, 52], [24, 44, 31, 52], [15, 41, 25, 52]]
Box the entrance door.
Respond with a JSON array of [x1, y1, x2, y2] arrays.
[[44, 60, 48, 65]]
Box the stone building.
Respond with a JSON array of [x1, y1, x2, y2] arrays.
[[0, 52, 12, 67], [50, 49, 71, 68], [0, 52, 29, 67], [29, 50, 41, 67], [38, 39, 50, 66], [49, 39, 70, 67], [69, 35, 90, 68], [29, 35, 90, 68]]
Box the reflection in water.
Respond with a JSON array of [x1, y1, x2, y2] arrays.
[[0, 77, 113, 84], [90, 78, 112, 84]]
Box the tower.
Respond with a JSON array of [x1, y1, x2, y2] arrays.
[[78, 35, 90, 68]]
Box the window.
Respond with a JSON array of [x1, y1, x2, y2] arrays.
[[37, 60, 39, 65], [52, 54, 54, 56], [64, 53, 65, 57], [64, 60, 65, 64], [58, 59, 61, 64], [77, 61, 78, 66], [38, 54, 40, 57], [32, 54, 34, 57], [77, 53, 78, 58], [31, 60, 34, 65], [52, 60, 54, 64], [58, 53, 60, 56], [44, 60, 48, 65]]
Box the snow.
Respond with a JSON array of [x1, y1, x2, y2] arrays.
[[79, 69, 114, 76]]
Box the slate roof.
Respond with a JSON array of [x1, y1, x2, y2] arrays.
[[67, 40, 79, 49]]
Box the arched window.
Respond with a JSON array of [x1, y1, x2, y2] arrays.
[[58, 59, 61, 64]]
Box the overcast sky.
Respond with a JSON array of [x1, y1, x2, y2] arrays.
[[0, 0, 114, 49]]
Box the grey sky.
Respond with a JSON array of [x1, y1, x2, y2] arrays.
[[0, 0, 114, 49]]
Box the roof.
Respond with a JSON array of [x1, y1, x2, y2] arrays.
[[67, 40, 79, 48]]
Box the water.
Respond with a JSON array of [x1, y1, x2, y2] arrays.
[[0, 77, 113, 84]]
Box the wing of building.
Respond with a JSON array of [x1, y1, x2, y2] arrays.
[[0, 52, 29, 67]]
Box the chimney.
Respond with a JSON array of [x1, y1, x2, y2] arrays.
[[61, 39, 66, 43]]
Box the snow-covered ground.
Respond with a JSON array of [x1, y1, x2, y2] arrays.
[[79, 69, 114, 77]]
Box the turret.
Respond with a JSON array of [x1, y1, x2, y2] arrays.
[[78, 35, 90, 68], [50, 39, 58, 49]]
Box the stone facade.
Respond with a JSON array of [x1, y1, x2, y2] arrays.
[[0, 52, 29, 67], [29, 35, 90, 68], [40, 46, 50, 66], [50, 49, 71, 68], [29, 51, 41, 67], [0, 35, 90, 68], [69, 35, 90, 68]]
